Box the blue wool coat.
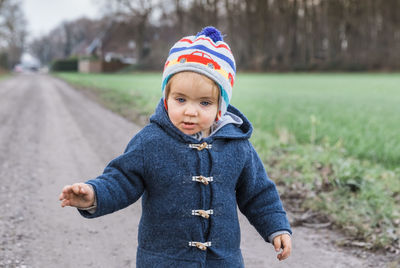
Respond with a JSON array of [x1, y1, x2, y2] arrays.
[[79, 100, 292, 267]]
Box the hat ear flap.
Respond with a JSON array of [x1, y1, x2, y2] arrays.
[[164, 98, 168, 110], [215, 110, 221, 122]]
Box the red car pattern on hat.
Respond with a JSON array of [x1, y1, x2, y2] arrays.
[[178, 51, 221, 70], [177, 51, 234, 87]]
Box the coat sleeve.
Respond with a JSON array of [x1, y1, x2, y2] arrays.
[[236, 141, 292, 242], [79, 134, 146, 218]]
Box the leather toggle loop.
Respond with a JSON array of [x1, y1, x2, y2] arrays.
[[196, 243, 207, 251], [189, 142, 212, 151], [192, 176, 213, 185], [189, 241, 212, 251], [197, 142, 208, 151], [192, 209, 213, 219]]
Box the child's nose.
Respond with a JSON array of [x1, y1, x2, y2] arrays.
[[184, 104, 198, 116]]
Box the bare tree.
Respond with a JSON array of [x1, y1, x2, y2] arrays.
[[0, 0, 26, 69], [28, 0, 400, 71], [108, 0, 158, 65], [0, 0, 7, 10], [30, 17, 107, 65]]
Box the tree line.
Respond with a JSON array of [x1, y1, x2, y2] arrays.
[[2, 0, 400, 71], [0, 0, 25, 70]]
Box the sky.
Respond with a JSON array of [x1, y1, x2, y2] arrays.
[[20, 0, 101, 66], [22, 0, 101, 40]]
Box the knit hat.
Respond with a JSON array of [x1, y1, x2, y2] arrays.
[[162, 26, 236, 120]]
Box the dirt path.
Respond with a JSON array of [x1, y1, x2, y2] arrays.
[[0, 74, 391, 267]]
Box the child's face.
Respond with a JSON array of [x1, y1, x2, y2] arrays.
[[166, 72, 219, 137]]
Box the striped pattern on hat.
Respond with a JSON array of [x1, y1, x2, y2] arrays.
[[162, 26, 236, 120]]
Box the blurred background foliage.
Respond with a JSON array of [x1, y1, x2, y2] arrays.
[[1, 0, 400, 71]]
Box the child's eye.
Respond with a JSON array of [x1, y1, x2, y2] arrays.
[[200, 101, 211, 106], [176, 97, 185, 103]]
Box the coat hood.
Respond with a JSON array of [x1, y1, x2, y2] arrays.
[[149, 99, 252, 143]]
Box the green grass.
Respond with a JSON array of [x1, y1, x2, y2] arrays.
[[55, 72, 400, 249], [0, 73, 10, 80], [55, 72, 161, 115], [263, 139, 400, 249], [232, 73, 400, 167], [57, 72, 400, 167]]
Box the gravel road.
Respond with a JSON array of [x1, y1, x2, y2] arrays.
[[0, 74, 391, 267]]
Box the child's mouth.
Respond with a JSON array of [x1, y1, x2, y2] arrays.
[[182, 122, 196, 129]]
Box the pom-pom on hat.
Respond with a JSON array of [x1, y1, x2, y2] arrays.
[[162, 26, 236, 120]]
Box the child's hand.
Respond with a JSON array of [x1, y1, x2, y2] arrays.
[[59, 183, 95, 208], [273, 233, 292, 261]]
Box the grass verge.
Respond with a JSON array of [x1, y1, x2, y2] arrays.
[[252, 130, 399, 251], [0, 73, 11, 80]]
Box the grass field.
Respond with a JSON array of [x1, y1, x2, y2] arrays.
[[55, 72, 400, 249], [56, 72, 400, 167], [235, 74, 400, 167]]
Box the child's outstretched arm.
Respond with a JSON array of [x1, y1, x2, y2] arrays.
[[59, 183, 95, 208], [273, 233, 292, 261]]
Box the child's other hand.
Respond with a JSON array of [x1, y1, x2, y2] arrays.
[[273, 233, 292, 261], [59, 183, 95, 208]]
